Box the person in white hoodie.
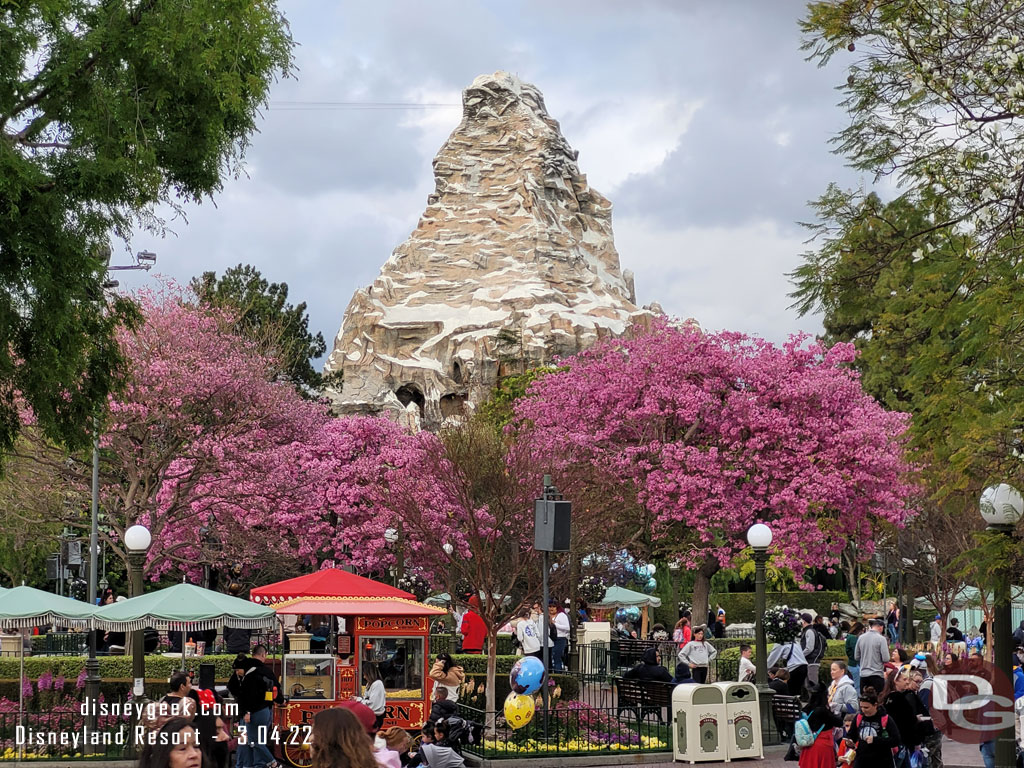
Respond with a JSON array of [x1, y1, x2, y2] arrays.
[[515, 609, 542, 659], [826, 660, 858, 717], [929, 614, 943, 651]]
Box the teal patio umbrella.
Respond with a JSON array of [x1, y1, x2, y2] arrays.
[[94, 583, 278, 669], [0, 586, 95, 759], [591, 585, 662, 609]]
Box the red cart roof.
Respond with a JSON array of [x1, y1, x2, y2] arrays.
[[250, 568, 417, 604], [270, 597, 446, 617]]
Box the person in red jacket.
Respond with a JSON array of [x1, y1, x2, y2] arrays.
[[460, 595, 486, 654]]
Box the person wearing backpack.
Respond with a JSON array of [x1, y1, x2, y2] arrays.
[[844, 687, 903, 768], [795, 706, 844, 768], [801, 613, 826, 691], [767, 637, 809, 695]]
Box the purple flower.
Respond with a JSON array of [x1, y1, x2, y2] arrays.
[[21, 677, 33, 699], [75, 669, 87, 690], [37, 671, 53, 691]]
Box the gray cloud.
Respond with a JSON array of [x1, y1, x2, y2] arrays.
[[124, 0, 852, 363]]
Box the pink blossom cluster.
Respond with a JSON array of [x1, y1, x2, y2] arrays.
[[513, 320, 917, 581]]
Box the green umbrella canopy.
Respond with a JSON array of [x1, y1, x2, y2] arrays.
[[0, 586, 95, 628], [94, 583, 277, 631], [591, 585, 663, 609]]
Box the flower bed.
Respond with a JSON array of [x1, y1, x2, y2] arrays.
[[463, 701, 671, 759]]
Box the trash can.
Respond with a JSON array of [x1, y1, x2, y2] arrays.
[[672, 684, 726, 763], [713, 681, 763, 760]]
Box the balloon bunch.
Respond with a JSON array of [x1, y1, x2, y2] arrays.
[[608, 551, 658, 594], [503, 657, 545, 730]]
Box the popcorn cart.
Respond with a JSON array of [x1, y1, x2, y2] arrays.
[[250, 570, 447, 768]]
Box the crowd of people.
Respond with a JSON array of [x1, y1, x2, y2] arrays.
[[771, 610, 1024, 768]]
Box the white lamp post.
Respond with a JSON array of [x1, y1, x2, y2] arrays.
[[980, 484, 1022, 768], [747, 523, 773, 739], [124, 524, 151, 709], [384, 528, 403, 587]]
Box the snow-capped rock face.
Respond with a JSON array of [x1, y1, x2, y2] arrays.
[[325, 71, 648, 429]]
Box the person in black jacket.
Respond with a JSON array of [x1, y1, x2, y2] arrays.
[[232, 647, 283, 768], [622, 647, 672, 682], [845, 687, 902, 768]]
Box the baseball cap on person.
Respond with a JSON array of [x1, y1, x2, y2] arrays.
[[336, 700, 376, 734], [800, 613, 813, 624], [869, 618, 885, 627], [935, 614, 941, 620]]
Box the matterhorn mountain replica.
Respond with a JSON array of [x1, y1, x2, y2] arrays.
[[325, 71, 650, 430]]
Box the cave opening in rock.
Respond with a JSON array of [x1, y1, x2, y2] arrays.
[[395, 383, 425, 412], [440, 393, 468, 419], [452, 360, 463, 384]]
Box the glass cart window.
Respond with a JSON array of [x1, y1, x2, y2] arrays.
[[283, 655, 334, 700], [359, 637, 423, 700]]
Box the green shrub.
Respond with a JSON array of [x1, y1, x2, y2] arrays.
[[0, 654, 239, 681], [712, 591, 848, 623]]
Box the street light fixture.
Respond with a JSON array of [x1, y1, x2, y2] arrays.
[[86, 249, 157, 745], [125, 525, 151, 698], [747, 523, 774, 737], [979, 483, 1022, 768], [384, 528, 404, 588]]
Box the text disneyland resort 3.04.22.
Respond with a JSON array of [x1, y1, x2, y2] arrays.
[[16, 698, 238, 749]]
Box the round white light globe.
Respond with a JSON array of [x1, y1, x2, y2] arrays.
[[442, 542, 454, 556], [124, 524, 152, 552], [384, 528, 399, 544], [747, 523, 773, 549], [980, 483, 1024, 526]]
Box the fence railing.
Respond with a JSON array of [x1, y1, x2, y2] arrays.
[[455, 702, 673, 759]]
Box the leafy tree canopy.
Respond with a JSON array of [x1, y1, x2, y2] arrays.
[[801, 0, 1024, 258], [191, 264, 331, 394], [0, 0, 294, 463]]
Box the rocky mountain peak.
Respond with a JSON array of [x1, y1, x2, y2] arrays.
[[325, 71, 649, 430]]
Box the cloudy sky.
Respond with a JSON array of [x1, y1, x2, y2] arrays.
[[123, 0, 867, 365]]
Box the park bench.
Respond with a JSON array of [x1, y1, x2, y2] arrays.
[[771, 694, 801, 740], [614, 638, 659, 672], [615, 677, 674, 723]]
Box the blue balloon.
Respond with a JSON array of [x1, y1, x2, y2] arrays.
[[615, 608, 628, 623], [509, 656, 545, 695], [647, 577, 657, 590], [625, 606, 641, 623]]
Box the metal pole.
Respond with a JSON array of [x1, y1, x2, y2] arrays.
[[541, 549, 549, 740], [396, 526, 405, 588], [753, 546, 774, 738], [84, 420, 100, 753], [128, 549, 146, 758], [991, 524, 1015, 768]]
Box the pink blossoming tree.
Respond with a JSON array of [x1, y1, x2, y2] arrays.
[[514, 319, 918, 622], [14, 287, 404, 587]]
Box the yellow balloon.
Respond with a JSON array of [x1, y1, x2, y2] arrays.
[[503, 691, 535, 730]]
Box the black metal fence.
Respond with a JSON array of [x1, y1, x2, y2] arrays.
[[456, 702, 673, 759]]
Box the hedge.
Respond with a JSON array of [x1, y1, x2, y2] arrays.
[[711, 591, 848, 623], [716, 639, 846, 681], [0, 654, 238, 681]]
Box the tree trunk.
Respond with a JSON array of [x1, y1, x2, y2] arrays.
[[841, 543, 861, 608], [691, 556, 720, 630], [485, 626, 498, 735]]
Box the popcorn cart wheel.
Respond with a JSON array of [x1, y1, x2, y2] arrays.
[[281, 729, 313, 768]]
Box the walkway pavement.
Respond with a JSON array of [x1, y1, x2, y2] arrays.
[[640, 737, 984, 767]]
